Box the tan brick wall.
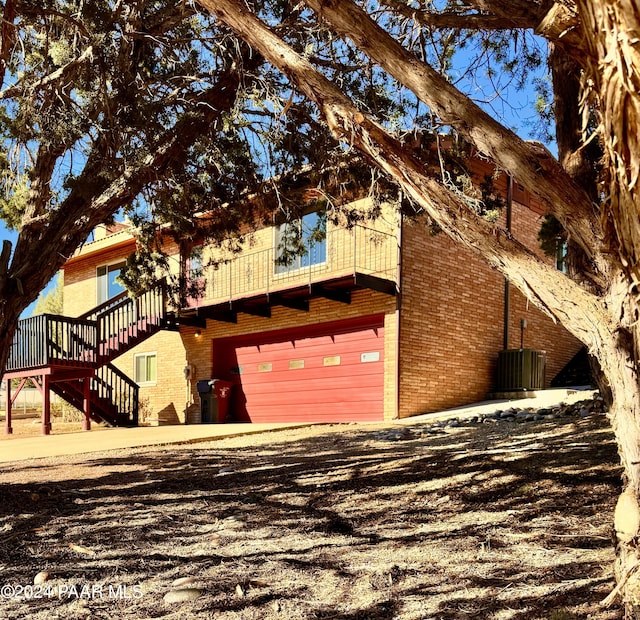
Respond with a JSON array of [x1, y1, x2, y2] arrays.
[[398, 219, 503, 416], [61, 188, 581, 425], [397, 199, 582, 417], [63, 241, 136, 316], [111, 330, 188, 424]]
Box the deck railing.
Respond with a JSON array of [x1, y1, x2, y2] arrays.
[[201, 225, 398, 305], [7, 314, 97, 371], [7, 282, 166, 372]]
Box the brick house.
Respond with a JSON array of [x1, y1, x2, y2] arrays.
[[4, 168, 582, 432]]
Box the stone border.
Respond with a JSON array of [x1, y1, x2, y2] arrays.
[[376, 396, 608, 441]]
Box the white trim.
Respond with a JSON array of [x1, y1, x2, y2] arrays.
[[133, 351, 158, 386]]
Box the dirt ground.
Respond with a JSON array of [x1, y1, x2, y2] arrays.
[[0, 410, 624, 619], [0, 415, 110, 440]]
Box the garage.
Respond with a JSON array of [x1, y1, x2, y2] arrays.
[[212, 315, 385, 423]]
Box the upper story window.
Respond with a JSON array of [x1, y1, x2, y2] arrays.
[[184, 245, 206, 308], [275, 211, 326, 274], [555, 240, 568, 274], [188, 245, 204, 281], [97, 261, 126, 305]]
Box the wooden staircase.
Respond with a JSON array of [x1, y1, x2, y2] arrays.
[[50, 363, 141, 426], [6, 283, 167, 427]]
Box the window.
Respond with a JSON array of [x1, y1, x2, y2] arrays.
[[97, 262, 126, 305], [555, 240, 568, 274], [184, 245, 206, 307], [188, 245, 203, 281], [134, 353, 157, 385], [275, 211, 326, 274]]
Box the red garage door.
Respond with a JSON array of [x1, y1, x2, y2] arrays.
[[212, 316, 385, 423]]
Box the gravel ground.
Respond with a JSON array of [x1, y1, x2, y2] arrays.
[[0, 399, 624, 619]]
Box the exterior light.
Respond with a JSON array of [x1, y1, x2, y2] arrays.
[[194, 330, 202, 338]]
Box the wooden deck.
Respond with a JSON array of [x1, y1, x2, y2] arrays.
[[4, 284, 167, 434]]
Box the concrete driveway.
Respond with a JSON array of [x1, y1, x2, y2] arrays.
[[0, 387, 596, 463]]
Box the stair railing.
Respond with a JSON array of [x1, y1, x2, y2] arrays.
[[78, 290, 129, 322], [92, 363, 140, 426], [94, 281, 167, 363]]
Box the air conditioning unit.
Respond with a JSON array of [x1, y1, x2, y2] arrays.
[[496, 349, 546, 391]]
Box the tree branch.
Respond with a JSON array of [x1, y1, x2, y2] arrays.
[[381, 0, 585, 60], [9, 47, 262, 300], [14, 6, 90, 36], [463, 0, 553, 22], [5, 4, 265, 314], [200, 0, 610, 347], [23, 145, 63, 228], [535, 3, 585, 66], [381, 1, 537, 30], [0, 239, 11, 294], [0, 45, 94, 100], [299, 0, 605, 276], [145, 0, 196, 35], [0, 0, 17, 90]]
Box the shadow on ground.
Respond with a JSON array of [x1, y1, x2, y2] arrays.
[[0, 414, 623, 619]]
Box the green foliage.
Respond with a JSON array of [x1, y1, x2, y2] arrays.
[[538, 215, 565, 258], [32, 273, 64, 316], [0, 0, 560, 316], [0, 176, 28, 230]]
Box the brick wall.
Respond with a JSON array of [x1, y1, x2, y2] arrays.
[[61, 182, 582, 424], [111, 330, 188, 424], [397, 198, 582, 417], [63, 240, 136, 316], [63, 237, 398, 423], [398, 218, 503, 416]]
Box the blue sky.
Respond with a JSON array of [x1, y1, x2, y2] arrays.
[[0, 221, 58, 317]]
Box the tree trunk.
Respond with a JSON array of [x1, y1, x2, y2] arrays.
[[0, 240, 27, 383], [568, 4, 640, 610], [599, 326, 640, 617], [0, 301, 23, 386], [575, 0, 640, 289]]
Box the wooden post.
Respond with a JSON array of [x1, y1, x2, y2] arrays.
[[41, 374, 51, 435], [5, 378, 12, 435], [82, 377, 91, 431]]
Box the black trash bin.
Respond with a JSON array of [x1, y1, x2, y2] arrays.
[[197, 379, 232, 423]]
